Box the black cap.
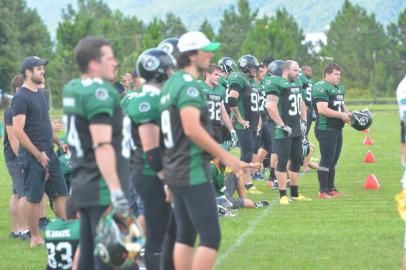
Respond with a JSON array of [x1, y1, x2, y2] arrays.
[[20, 56, 49, 74]]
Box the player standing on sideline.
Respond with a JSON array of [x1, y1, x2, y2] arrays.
[[217, 57, 238, 146], [197, 64, 236, 144], [228, 55, 262, 194], [263, 60, 284, 189], [395, 74, 406, 270], [159, 31, 246, 270], [299, 65, 314, 135], [63, 37, 131, 269], [312, 63, 350, 199], [12, 56, 68, 246], [266, 60, 311, 205], [126, 48, 175, 270]]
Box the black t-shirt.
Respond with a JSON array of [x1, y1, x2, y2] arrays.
[[11, 87, 53, 151], [3, 107, 16, 161]]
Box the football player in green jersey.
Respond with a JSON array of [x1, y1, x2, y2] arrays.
[[197, 63, 236, 144], [159, 31, 246, 270], [126, 48, 175, 270], [313, 63, 351, 199], [218, 57, 237, 145], [45, 199, 79, 270], [299, 65, 314, 135], [266, 60, 312, 205], [228, 55, 262, 194], [263, 60, 284, 189], [63, 37, 132, 269]]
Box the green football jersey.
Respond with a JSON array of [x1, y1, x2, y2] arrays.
[[120, 89, 138, 115], [299, 74, 313, 107], [312, 80, 346, 130], [45, 219, 80, 270], [159, 71, 211, 187], [255, 79, 267, 120], [63, 78, 130, 208], [228, 71, 260, 130], [267, 76, 303, 139], [126, 85, 161, 176], [210, 163, 225, 197], [196, 80, 226, 142]]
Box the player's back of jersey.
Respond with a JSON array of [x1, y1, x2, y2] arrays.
[[45, 219, 80, 270], [63, 78, 130, 208]]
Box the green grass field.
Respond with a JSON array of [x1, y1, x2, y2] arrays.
[[0, 106, 404, 270]]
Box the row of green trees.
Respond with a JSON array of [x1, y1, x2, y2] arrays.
[[0, 0, 404, 106]]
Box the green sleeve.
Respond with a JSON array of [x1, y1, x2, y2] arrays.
[[312, 84, 329, 102], [268, 81, 283, 97], [228, 72, 245, 92], [176, 83, 205, 110], [84, 85, 118, 120], [128, 95, 160, 125], [262, 77, 273, 95]]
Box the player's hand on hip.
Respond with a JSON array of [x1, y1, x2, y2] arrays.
[[239, 119, 250, 129], [37, 151, 49, 168], [279, 124, 293, 136]]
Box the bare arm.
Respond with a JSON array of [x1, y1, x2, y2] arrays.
[[180, 106, 241, 174], [13, 115, 41, 158], [300, 99, 307, 122], [138, 123, 163, 179], [89, 124, 121, 191], [220, 102, 234, 131], [266, 94, 284, 127], [5, 125, 19, 156], [229, 90, 248, 126]]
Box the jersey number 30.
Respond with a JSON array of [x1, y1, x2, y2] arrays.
[[288, 94, 302, 116]]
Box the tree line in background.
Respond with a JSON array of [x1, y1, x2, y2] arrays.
[[0, 0, 405, 106]]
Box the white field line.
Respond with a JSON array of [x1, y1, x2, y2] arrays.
[[215, 205, 273, 267]]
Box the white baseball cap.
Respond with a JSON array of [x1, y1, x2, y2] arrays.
[[178, 31, 221, 53]]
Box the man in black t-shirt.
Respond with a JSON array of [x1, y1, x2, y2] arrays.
[[12, 56, 68, 247], [4, 74, 31, 240]]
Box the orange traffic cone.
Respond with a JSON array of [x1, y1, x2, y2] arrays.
[[361, 128, 370, 134], [363, 151, 376, 163], [363, 174, 380, 189], [363, 137, 373, 145]]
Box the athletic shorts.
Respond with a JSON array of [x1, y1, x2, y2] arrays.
[[260, 121, 272, 151], [19, 148, 68, 203], [236, 129, 257, 162], [6, 158, 25, 197]]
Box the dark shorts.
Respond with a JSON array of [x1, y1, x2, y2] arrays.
[[171, 182, 221, 250], [236, 128, 257, 162], [129, 173, 145, 216], [19, 149, 68, 203], [6, 158, 25, 197], [274, 136, 302, 173], [260, 121, 272, 151], [212, 125, 223, 144]]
